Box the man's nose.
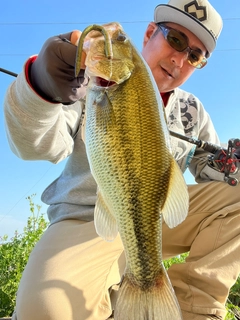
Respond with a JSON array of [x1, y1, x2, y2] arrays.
[[171, 51, 188, 68]]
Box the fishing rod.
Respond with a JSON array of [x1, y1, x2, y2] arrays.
[[169, 130, 240, 186], [1, 66, 239, 186], [0, 67, 18, 78], [169, 130, 225, 154]]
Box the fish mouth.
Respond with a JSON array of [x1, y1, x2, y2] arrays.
[[96, 77, 116, 87]]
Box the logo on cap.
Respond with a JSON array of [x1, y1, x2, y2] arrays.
[[184, 0, 207, 21]]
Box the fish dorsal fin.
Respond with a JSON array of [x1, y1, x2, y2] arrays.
[[94, 191, 118, 241], [161, 159, 189, 228]]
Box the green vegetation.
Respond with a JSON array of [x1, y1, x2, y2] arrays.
[[226, 276, 240, 319], [0, 195, 48, 317], [0, 196, 239, 319]]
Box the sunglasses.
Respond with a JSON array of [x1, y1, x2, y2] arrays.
[[157, 24, 207, 69]]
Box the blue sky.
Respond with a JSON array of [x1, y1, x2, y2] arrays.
[[1, 0, 240, 238]]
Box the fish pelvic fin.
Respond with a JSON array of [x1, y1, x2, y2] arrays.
[[162, 159, 189, 228], [94, 191, 118, 242], [114, 265, 183, 320]]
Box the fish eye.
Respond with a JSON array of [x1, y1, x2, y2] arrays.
[[116, 33, 127, 42]]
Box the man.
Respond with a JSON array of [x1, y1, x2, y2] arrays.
[[4, 0, 240, 319]]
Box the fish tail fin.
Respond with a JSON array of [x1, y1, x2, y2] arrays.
[[114, 265, 183, 320]]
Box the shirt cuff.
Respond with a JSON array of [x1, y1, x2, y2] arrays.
[[25, 55, 37, 87]]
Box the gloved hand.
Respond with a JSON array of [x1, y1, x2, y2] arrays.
[[29, 30, 88, 105], [234, 145, 240, 159], [208, 149, 238, 173]]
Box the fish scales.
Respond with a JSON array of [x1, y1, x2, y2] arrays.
[[87, 65, 167, 284], [76, 22, 189, 320]]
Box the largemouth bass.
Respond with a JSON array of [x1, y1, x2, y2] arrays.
[[75, 23, 189, 320]]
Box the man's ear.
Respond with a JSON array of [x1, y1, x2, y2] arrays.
[[143, 22, 158, 47]]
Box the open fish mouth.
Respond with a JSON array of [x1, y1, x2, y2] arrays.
[[96, 77, 116, 87]]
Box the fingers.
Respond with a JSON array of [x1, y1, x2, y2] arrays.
[[70, 30, 81, 45], [56, 31, 85, 70], [70, 30, 87, 70]]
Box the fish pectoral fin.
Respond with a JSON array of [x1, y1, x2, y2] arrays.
[[161, 159, 189, 228], [94, 191, 118, 241]]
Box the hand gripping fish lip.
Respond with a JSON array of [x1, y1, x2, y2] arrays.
[[75, 24, 113, 78]]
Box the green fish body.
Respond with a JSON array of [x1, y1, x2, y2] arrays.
[[77, 23, 189, 320]]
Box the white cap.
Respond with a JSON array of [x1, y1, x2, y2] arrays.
[[154, 0, 223, 57]]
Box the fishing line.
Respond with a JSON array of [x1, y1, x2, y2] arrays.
[[0, 17, 239, 25], [0, 163, 54, 223], [104, 43, 113, 93]]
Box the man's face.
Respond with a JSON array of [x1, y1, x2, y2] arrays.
[[142, 22, 207, 93]]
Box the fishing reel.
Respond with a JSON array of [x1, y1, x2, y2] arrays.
[[169, 130, 240, 187], [207, 138, 240, 186]]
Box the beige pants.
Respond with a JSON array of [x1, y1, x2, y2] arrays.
[[12, 181, 240, 320]]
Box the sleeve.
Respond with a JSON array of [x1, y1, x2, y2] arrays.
[[188, 104, 227, 183], [3, 58, 84, 164]]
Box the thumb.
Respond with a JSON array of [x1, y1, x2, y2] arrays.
[[70, 30, 81, 45]]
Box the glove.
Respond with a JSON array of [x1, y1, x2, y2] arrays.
[[234, 149, 240, 159], [29, 31, 88, 105], [233, 140, 240, 159]]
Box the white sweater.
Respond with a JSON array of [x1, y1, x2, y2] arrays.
[[4, 63, 227, 224]]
